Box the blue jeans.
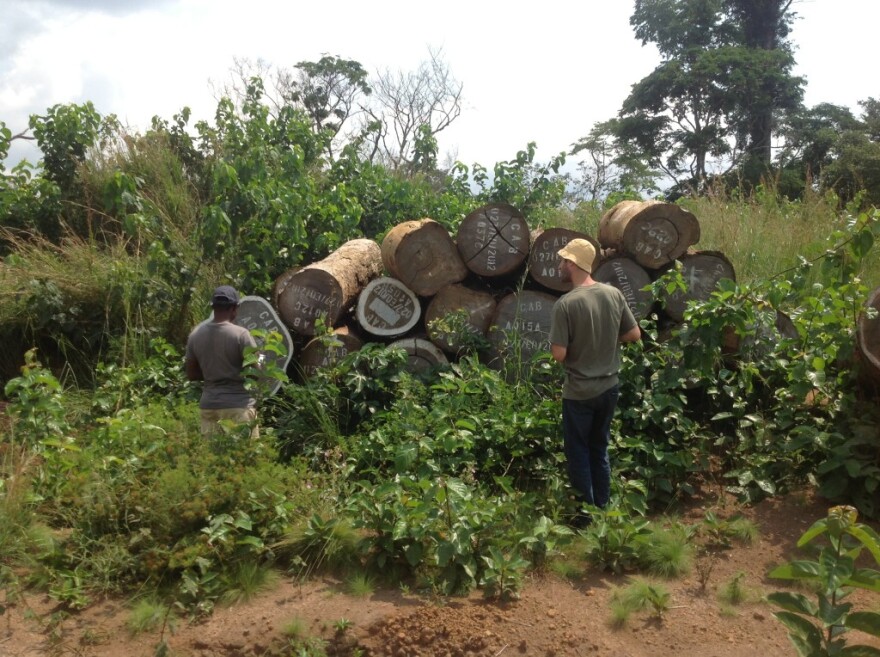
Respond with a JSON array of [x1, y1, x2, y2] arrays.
[[562, 385, 620, 508]]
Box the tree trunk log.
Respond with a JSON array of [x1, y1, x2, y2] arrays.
[[593, 256, 654, 321], [599, 200, 700, 269], [528, 228, 600, 292], [381, 219, 468, 296], [355, 276, 421, 338], [424, 284, 497, 355], [278, 238, 382, 336], [484, 290, 557, 369], [857, 286, 880, 384], [298, 326, 363, 379], [387, 337, 449, 373], [456, 203, 530, 277], [662, 251, 736, 322]]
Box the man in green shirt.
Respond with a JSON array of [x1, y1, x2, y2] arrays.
[[549, 240, 641, 524]]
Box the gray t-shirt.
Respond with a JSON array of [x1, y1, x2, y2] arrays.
[[185, 321, 257, 409], [549, 283, 638, 400]]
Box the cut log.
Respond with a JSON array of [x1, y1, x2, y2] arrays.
[[298, 327, 364, 379], [598, 200, 700, 269], [456, 203, 530, 277], [484, 290, 557, 369], [277, 238, 382, 336], [662, 251, 736, 322], [272, 267, 299, 309], [593, 256, 654, 321], [857, 286, 880, 383], [424, 284, 497, 355], [387, 337, 449, 373], [528, 228, 600, 292], [356, 277, 421, 338], [381, 219, 468, 296], [236, 296, 295, 396]]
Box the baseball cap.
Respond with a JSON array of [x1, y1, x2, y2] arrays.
[[557, 239, 597, 273], [211, 285, 240, 307]]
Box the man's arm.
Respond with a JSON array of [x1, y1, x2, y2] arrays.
[[551, 343, 567, 363], [185, 356, 204, 381], [619, 325, 641, 343]]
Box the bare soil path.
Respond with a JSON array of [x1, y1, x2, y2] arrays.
[[5, 490, 880, 657]]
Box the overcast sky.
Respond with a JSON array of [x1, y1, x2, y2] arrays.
[[2, 0, 877, 169]]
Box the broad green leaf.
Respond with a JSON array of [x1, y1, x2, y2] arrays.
[[846, 612, 880, 638], [236, 535, 263, 548], [847, 525, 880, 564], [774, 611, 823, 655], [770, 561, 822, 580], [839, 646, 880, 657], [817, 594, 851, 627], [797, 519, 830, 547], [405, 542, 423, 567], [847, 570, 880, 593], [767, 591, 818, 616], [436, 541, 454, 567]]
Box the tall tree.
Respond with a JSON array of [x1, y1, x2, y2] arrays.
[[601, 0, 803, 193]]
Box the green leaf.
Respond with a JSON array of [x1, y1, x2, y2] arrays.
[[798, 519, 830, 547], [436, 541, 454, 567], [767, 591, 818, 616], [774, 611, 823, 656], [846, 612, 880, 638], [770, 561, 822, 580], [839, 646, 880, 657], [847, 525, 880, 564], [817, 594, 851, 627]]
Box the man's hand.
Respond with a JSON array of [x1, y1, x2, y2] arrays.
[[185, 357, 204, 381]]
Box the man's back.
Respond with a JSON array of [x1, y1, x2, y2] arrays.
[[186, 321, 255, 409]]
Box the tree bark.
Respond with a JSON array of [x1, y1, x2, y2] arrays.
[[456, 203, 530, 277], [424, 284, 497, 355], [528, 228, 599, 292], [298, 326, 364, 379], [662, 251, 736, 322], [484, 290, 557, 370], [277, 238, 382, 336], [592, 256, 654, 320], [381, 218, 468, 296], [599, 200, 700, 269]]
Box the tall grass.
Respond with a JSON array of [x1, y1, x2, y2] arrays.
[[550, 190, 880, 286]]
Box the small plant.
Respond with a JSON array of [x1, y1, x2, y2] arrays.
[[700, 511, 759, 548], [637, 523, 694, 578], [345, 573, 375, 598], [219, 562, 279, 605], [127, 598, 175, 636], [694, 548, 718, 594], [768, 505, 880, 657], [481, 546, 530, 601], [718, 571, 748, 606], [282, 616, 309, 640], [333, 617, 353, 633], [609, 578, 672, 627]]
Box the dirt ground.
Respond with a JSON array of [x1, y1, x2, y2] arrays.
[[4, 489, 880, 657]]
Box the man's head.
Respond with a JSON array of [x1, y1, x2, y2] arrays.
[[211, 285, 240, 312], [557, 239, 597, 280]]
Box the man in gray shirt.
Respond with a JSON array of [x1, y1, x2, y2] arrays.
[[549, 239, 640, 526], [185, 285, 258, 437]]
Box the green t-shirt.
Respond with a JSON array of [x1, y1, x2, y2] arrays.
[[549, 283, 637, 400]]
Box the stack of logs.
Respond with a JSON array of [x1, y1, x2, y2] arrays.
[[270, 201, 737, 377]]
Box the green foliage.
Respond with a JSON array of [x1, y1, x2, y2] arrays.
[[581, 486, 652, 574], [610, 577, 672, 626], [768, 505, 880, 657]]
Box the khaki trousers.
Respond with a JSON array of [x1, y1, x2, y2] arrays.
[[200, 407, 259, 439]]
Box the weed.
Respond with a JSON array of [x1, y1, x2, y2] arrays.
[[282, 616, 308, 640], [333, 617, 353, 633], [694, 548, 718, 594], [345, 573, 375, 598], [718, 571, 748, 606], [609, 578, 672, 625], [219, 562, 279, 605], [127, 598, 175, 636], [637, 523, 693, 578]]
